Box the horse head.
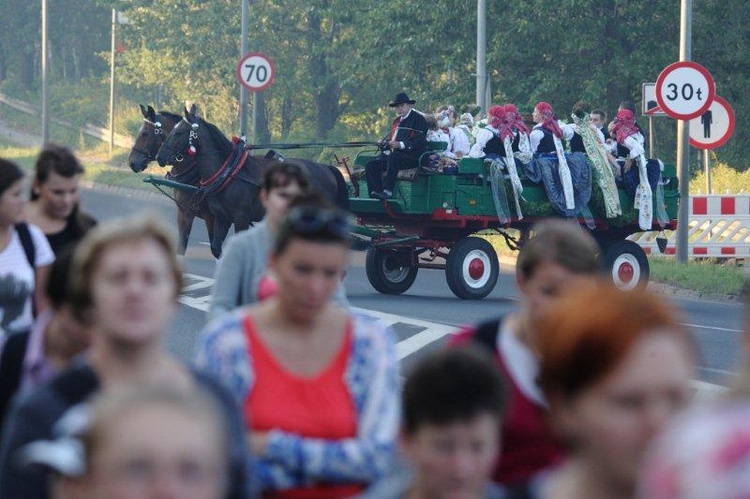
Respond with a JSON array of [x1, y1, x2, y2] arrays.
[[156, 104, 202, 167], [128, 105, 180, 172]]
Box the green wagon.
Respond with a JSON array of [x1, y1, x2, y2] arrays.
[[346, 149, 678, 299]]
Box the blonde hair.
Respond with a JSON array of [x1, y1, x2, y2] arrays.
[[70, 214, 183, 319], [81, 384, 229, 481]]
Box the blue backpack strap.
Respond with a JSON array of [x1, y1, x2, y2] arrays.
[[15, 223, 35, 268]]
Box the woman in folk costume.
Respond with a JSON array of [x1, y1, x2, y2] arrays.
[[610, 108, 664, 230], [457, 113, 475, 145], [526, 102, 592, 221], [436, 105, 470, 159], [468, 105, 531, 222], [569, 102, 622, 219]]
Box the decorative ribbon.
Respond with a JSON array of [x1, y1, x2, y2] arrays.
[[502, 137, 524, 220]]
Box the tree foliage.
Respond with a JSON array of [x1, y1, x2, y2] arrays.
[[0, 0, 746, 167]]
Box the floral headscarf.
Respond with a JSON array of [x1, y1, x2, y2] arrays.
[[611, 109, 640, 143], [535, 101, 563, 139]]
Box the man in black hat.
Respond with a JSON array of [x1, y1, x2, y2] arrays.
[[365, 92, 428, 200]]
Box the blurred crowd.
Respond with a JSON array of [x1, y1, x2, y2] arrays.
[[0, 142, 748, 499]]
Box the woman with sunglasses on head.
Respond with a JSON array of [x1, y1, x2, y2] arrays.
[[24, 144, 96, 255], [209, 160, 348, 321], [0, 158, 55, 340], [197, 198, 400, 497], [0, 215, 252, 499]]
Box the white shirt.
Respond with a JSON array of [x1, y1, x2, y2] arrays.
[[0, 224, 54, 335], [449, 126, 470, 157], [621, 132, 645, 158], [497, 320, 546, 406]]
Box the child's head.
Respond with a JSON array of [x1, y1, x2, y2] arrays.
[[401, 347, 507, 499]]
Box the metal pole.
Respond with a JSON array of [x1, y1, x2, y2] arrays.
[[252, 92, 258, 144], [239, 0, 249, 138], [648, 115, 654, 158], [109, 8, 116, 154], [675, 0, 692, 263], [41, 0, 49, 144], [476, 0, 487, 115], [704, 149, 711, 194]]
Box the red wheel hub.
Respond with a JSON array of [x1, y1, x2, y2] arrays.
[[468, 258, 485, 280], [617, 262, 634, 283]]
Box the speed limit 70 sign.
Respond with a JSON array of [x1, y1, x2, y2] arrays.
[[236, 52, 275, 92], [655, 61, 715, 120]]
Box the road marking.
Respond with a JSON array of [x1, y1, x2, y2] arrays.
[[680, 322, 743, 334], [181, 274, 730, 396], [350, 307, 458, 360]]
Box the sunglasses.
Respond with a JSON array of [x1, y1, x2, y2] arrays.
[[285, 206, 351, 239]]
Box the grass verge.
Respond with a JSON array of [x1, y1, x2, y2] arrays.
[[649, 257, 745, 297], [0, 140, 164, 192], [479, 232, 745, 297]]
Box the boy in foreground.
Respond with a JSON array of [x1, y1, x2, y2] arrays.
[[363, 347, 508, 499]]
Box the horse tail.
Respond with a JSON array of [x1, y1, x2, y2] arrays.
[[329, 165, 350, 211]]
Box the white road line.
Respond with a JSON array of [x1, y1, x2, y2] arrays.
[[679, 322, 743, 334], [183, 275, 730, 396], [350, 307, 459, 360]]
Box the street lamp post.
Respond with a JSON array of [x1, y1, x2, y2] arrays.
[[109, 8, 116, 154], [476, 0, 487, 115], [41, 0, 49, 143]]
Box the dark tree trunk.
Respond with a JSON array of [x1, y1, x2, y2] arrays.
[[314, 80, 340, 140], [19, 52, 34, 86], [281, 95, 292, 139], [0, 41, 6, 81], [256, 91, 271, 144]]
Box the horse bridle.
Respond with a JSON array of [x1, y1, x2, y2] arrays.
[[159, 117, 200, 164], [130, 118, 164, 162]]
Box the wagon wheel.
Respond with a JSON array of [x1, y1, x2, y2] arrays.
[[445, 237, 499, 300], [365, 247, 418, 295], [604, 240, 650, 291]]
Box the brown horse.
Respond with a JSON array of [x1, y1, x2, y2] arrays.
[[155, 106, 350, 258], [128, 105, 216, 256]]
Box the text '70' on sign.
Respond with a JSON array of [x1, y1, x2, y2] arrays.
[[236, 52, 275, 92], [655, 61, 715, 120]]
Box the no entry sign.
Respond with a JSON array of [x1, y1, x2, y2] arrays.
[[236, 52, 275, 92], [688, 96, 735, 150], [655, 61, 715, 120]]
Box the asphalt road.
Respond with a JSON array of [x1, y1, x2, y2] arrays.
[[80, 183, 745, 386]]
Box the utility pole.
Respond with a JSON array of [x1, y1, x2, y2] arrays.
[[675, 0, 692, 263], [109, 8, 116, 154], [476, 0, 487, 115], [239, 0, 249, 138], [41, 0, 49, 144]]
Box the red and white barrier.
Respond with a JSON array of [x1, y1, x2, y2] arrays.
[[629, 195, 750, 257]]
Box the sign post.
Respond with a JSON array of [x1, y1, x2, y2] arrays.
[[236, 52, 275, 142], [656, 57, 715, 262]]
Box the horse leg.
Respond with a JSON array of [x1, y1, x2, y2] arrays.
[[176, 208, 194, 255], [210, 216, 232, 259]]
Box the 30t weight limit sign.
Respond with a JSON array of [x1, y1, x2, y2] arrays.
[[236, 52, 275, 92], [655, 61, 715, 120]]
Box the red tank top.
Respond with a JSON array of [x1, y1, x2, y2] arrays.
[[243, 316, 362, 498]]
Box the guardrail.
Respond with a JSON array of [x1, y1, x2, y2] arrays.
[[629, 195, 750, 258], [0, 93, 132, 149]]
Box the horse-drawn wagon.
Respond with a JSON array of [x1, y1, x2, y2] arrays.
[[345, 146, 679, 299]]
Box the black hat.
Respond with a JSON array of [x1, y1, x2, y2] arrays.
[[389, 92, 416, 107]]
